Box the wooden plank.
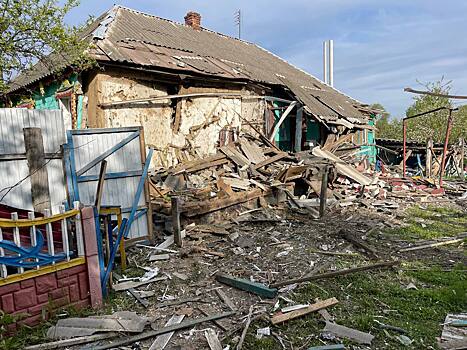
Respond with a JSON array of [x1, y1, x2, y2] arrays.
[[269, 101, 298, 142], [205, 328, 223, 350], [220, 145, 250, 167], [24, 333, 119, 350], [319, 169, 328, 217], [294, 106, 303, 152], [172, 99, 182, 133], [239, 140, 266, 164], [94, 160, 107, 212], [323, 321, 374, 345], [149, 315, 185, 350], [171, 197, 182, 247], [182, 188, 269, 217], [92, 312, 236, 350], [215, 273, 277, 299], [23, 127, 51, 213], [198, 306, 229, 332], [215, 289, 237, 311], [253, 153, 287, 170], [399, 238, 465, 252], [270, 261, 398, 288], [112, 276, 168, 291], [271, 298, 339, 325], [339, 229, 378, 259], [221, 177, 251, 190]]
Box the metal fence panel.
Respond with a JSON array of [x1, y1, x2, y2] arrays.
[[0, 109, 67, 214]]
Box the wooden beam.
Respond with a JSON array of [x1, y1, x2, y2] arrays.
[[173, 99, 183, 133], [426, 138, 433, 178], [271, 298, 339, 325], [319, 168, 328, 217], [171, 196, 182, 247], [270, 261, 398, 288], [23, 127, 51, 213], [269, 101, 297, 142], [94, 160, 107, 212], [294, 106, 303, 152], [215, 273, 278, 299], [253, 153, 287, 170]]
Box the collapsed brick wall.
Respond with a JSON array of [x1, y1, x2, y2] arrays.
[[0, 263, 90, 332]]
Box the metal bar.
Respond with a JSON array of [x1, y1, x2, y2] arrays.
[[69, 127, 140, 135], [403, 107, 456, 121], [323, 40, 328, 84], [67, 131, 80, 202], [44, 209, 55, 265], [74, 202, 85, 257], [439, 109, 454, 187], [59, 205, 70, 261], [0, 153, 62, 161], [404, 87, 467, 99], [94, 207, 105, 284], [402, 120, 407, 176], [63, 144, 75, 206], [329, 39, 334, 87], [28, 212, 39, 269], [101, 218, 127, 296], [0, 227, 7, 277], [77, 170, 143, 183], [122, 148, 154, 239], [11, 213, 23, 274], [0, 210, 79, 228], [76, 131, 140, 176]]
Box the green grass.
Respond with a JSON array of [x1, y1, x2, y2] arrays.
[[242, 265, 466, 349], [385, 205, 467, 240]]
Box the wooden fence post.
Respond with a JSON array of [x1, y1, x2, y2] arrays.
[[319, 168, 329, 218], [426, 138, 433, 178], [460, 137, 465, 181], [23, 127, 51, 213]]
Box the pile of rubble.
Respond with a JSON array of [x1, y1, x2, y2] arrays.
[[149, 133, 334, 219]]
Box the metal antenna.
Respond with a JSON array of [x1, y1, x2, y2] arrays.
[[234, 9, 241, 39]]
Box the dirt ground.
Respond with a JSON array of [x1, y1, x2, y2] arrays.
[[95, 197, 466, 350], [5, 197, 466, 350]]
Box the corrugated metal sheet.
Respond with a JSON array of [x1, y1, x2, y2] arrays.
[[0, 109, 67, 213], [69, 127, 149, 240]]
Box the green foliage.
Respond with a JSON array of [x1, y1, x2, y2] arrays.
[[0, 0, 93, 92], [405, 79, 467, 142], [372, 103, 402, 139]]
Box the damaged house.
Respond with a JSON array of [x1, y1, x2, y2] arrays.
[[4, 6, 376, 168]]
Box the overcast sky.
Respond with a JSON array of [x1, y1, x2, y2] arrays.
[[67, 0, 467, 117]]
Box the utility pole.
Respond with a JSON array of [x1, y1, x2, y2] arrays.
[[234, 9, 241, 39]]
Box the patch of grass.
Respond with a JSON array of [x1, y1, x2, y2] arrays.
[[387, 205, 467, 240], [247, 264, 466, 349]]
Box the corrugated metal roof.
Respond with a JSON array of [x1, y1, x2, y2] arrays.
[[8, 5, 370, 124]]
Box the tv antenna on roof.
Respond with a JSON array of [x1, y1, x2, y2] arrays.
[[234, 9, 241, 39]]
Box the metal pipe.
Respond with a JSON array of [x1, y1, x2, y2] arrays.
[[402, 120, 407, 176], [329, 40, 334, 87], [323, 41, 328, 84], [439, 109, 454, 187]]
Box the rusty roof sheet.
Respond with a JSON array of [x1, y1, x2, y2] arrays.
[[8, 5, 370, 124]]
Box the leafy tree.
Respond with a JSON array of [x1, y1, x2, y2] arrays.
[[371, 103, 402, 139], [0, 0, 92, 93], [405, 79, 467, 142]]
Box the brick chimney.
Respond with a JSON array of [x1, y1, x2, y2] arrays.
[[184, 11, 201, 30]]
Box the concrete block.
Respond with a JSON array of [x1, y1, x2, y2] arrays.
[[14, 288, 37, 310], [35, 274, 58, 294], [1, 293, 15, 313]]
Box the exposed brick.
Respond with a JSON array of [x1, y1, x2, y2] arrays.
[[58, 275, 78, 288], [78, 272, 89, 299], [20, 279, 35, 288], [49, 287, 68, 300], [0, 283, 20, 296], [56, 264, 86, 279], [1, 294, 15, 313], [35, 274, 57, 294], [28, 303, 48, 316], [52, 295, 70, 309], [69, 284, 80, 302], [14, 288, 37, 310], [19, 314, 42, 327], [37, 293, 49, 304]]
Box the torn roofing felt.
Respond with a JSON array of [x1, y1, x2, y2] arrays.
[[7, 5, 372, 126]]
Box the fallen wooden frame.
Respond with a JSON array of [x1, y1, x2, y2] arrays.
[[271, 298, 339, 325]]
